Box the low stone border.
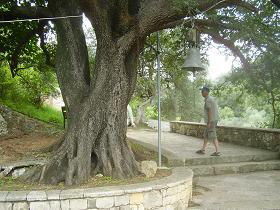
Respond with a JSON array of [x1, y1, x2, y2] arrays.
[[0, 167, 193, 210], [170, 121, 280, 152]]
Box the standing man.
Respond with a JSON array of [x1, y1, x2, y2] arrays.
[[196, 86, 220, 156]]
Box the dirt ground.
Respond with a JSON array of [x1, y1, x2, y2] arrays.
[[0, 126, 170, 191], [0, 132, 61, 164], [0, 130, 159, 164]]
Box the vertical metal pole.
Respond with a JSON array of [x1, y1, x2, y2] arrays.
[[156, 31, 162, 167], [193, 81, 196, 120], [193, 73, 196, 110]]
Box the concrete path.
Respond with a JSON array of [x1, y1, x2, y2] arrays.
[[127, 129, 279, 166], [189, 171, 280, 210], [127, 129, 280, 209]]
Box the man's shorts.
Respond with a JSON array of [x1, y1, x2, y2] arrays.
[[204, 121, 218, 140]]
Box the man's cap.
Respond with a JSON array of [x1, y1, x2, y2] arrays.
[[200, 86, 210, 92]]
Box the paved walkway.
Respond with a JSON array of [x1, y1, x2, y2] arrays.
[[127, 129, 280, 209], [127, 129, 279, 166], [189, 170, 280, 210]]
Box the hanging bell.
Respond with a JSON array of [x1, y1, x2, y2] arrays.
[[182, 47, 205, 74]]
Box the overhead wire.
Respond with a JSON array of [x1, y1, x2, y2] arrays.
[[0, 15, 83, 24]]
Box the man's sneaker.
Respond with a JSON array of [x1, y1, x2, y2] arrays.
[[210, 152, 221, 156]]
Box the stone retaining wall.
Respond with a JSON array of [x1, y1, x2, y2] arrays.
[[0, 114, 8, 136], [170, 121, 280, 152], [0, 104, 48, 137], [0, 168, 193, 210]]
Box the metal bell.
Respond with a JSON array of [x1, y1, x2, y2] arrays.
[[182, 47, 205, 73]]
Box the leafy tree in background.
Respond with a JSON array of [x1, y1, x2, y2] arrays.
[[211, 1, 280, 128], [229, 47, 280, 128], [213, 47, 280, 129], [0, 0, 277, 185], [0, 0, 57, 106], [213, 81, 272, 128], [134, 0, 279, 124], [0, 61, 58, 108]]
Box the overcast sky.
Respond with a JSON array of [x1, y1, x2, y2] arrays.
[[207, 44, 237, 81]]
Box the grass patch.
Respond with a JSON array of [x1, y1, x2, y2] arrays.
[[0, 176, 17, 191], [0, 99, 63, 126]]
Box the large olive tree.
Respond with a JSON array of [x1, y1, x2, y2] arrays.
[[0, 0, 262, 185]]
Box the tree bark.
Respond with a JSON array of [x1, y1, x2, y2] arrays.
[[34, 37, 141, 185], [23, 0, 142, 185]]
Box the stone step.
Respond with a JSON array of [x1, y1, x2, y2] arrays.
[[189, 160, 280, 177], [168, 153, 279, 167]]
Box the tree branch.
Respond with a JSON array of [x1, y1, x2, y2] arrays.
[[161, 18, 240, 31], [0, 6, 52, 21], [38, 24, 55, 68], [80, 0, 113, 44], [201, 27, 249, 69], [138, 0, 256, 37], [48, 0, 90, 111]]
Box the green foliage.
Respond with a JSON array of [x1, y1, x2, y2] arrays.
[[129, 97, 141, 116], [0, 99, 63, 125], [213, 46, 280, 129], [18, 66, 59, 107], [145, 105, 158, 120], [230, 47, 280, 128], [0, 63, 59, 107], [0, 62, 62, 125], [0, 176, 17, 190], [0, 66, 24, 100], [215, 0, 279, 61], [219, 106, 235, 119], [219, 107, 269, 128], [105, 176, 113, 182]]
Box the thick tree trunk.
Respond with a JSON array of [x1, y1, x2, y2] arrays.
[[34, 45, 140, 185], [24, 0, 141, 185]]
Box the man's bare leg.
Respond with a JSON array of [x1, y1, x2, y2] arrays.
[[213, 138, 219, 152], [202, 138, 208, 151], [196, 138, 208, 154]]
